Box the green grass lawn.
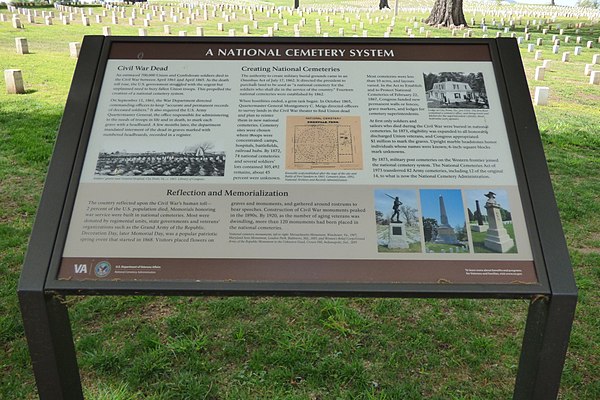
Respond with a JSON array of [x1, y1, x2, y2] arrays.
[[424, 242, 469, 254], [1, 1, 599, 399], [377, 242, 422, 253]]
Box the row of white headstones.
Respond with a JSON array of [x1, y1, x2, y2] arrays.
[[3, 2, 600, 36], [3, 4, 600, 98]]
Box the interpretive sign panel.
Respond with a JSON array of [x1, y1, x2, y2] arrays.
[[54, 38, 540, 286], [19, 37, 577, 400]]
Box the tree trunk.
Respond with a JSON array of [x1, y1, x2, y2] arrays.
[[425, 0, 467, 27], [294, 0, 299, 9], [379, 0, 390, 9]]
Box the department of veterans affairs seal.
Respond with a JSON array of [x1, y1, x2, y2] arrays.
[[94, 261, 111, 278]]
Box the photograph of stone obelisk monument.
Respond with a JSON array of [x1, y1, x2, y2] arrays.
[[420, 189, 469, 253], [374, 190, 422, 253], [465, 190, 517, 253]]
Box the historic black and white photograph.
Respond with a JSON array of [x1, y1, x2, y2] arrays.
[[94, 142, 225, 177], [423, 72, 489, 109]]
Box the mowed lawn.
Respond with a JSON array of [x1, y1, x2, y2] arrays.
[[1, 1, 599, 399]]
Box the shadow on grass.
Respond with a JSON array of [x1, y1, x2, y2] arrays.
[[0, 104, 62, 166]]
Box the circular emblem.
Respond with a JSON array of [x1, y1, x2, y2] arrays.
[[94, 261, 111, 278]]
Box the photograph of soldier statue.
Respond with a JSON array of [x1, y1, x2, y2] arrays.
[[374, 189, 422, 253]]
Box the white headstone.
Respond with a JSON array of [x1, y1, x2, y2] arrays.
[[593, 54, 600, 65], [534, 50, 542, 60], [102, 26, 111, 36], [15, 37, 28, 54], [178, 31, 187, 36], [69, 42, 80, 58], [543, 60, 551, 69], [574, 47, 582, 56], [138, 28, 147, 36], [528, 44, 535, 53], [4, 69, 25, 94], [562, 52, 570, 62], [12, 17, 22, 29], [163, 25, 170, 34], [534, 86, 549, 106], [584, 64, 593, 76], [535, 66, 545, 81], [591, 71, 600, 85], [587, 41, 594, 49]]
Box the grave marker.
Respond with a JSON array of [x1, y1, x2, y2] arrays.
[[69, 42, 80, 58], [534, 86, 549, 105], [535, 66, 545, 80], [12, 16, 22, 29], [4, 69, 25, 94], [15, 37, 29, 54], [591, 71, 600, 85]]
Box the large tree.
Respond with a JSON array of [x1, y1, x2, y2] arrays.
[[425, 0, 467, 27], [379, 0, 391, 9]]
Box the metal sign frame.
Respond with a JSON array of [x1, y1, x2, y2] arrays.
[[18, 36, 576, 399]]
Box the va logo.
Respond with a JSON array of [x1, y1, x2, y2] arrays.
[[74, 264, 87, 274], [94, 261, 111, 278]]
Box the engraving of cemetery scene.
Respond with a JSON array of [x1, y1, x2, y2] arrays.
[[374, 189, 422, 253], [94, 142, 225, 177], [420, 189, 470, 254], [465, 189, 517, 253], [423, 72, 489, 109]]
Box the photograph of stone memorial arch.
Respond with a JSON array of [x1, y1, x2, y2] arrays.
[[423, 72, 489, 109], [374, 189, 422, 253], [465, 189, 518, 253], [420, 189, 470, 253], [94, 142, 225, 177]]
